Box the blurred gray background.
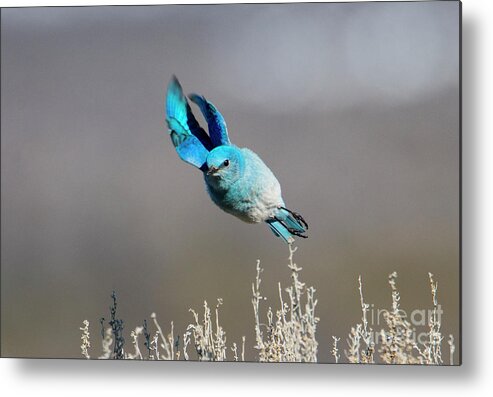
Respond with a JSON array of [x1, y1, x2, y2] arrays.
[[1, 2, 460, 361]]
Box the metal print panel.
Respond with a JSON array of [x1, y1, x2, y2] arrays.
[[0, 1, 461, 364]]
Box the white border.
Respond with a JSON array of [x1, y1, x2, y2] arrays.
[[1, 0, 492, 395]]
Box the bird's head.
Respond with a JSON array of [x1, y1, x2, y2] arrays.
[[205, 146, 244, 190]]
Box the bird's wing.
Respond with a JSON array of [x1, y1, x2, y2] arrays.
[[189, 94, 231, 148], [174, 134, 210, 170], [166, 76, 212, 169]]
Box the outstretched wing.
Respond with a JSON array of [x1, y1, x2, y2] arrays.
[[189, 94, 231, 147], [166, 76, 212, 169]]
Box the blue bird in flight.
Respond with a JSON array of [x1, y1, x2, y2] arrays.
[[165, 76, 308, 244]]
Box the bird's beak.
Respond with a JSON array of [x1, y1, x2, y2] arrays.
[[206, 166, 219, 176]]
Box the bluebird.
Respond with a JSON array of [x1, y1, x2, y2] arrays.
[[165, 76, 308, 244]]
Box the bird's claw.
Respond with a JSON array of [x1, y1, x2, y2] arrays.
[[279, 206, 309, 230]]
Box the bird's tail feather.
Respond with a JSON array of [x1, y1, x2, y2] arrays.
[[267, 220, 296, 244], [267, 207, 308, 243]]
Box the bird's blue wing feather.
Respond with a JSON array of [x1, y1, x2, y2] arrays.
[[175, 134, 209, 170], [189, 94, 231, 147], [166, 76, 213, 149], [166, 76, 212, 169]]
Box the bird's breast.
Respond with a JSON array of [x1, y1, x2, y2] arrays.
[[206, 174, 282, 224]]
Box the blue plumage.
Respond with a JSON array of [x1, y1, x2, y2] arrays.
[[189, 94, 230, 147], [166, 76, 212, 149], [165, 76, 308, 244]]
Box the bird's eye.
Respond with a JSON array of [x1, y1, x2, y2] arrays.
[[223, 159, 230, 167]]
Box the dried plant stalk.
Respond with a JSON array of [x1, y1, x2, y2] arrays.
[[252, 244, 319, 362], [82, 255, 455, 365], [79, 320, 91, 359]]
